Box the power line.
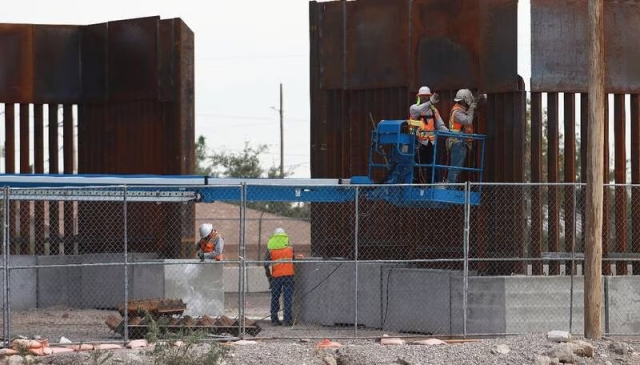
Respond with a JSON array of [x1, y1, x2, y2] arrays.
[[196, 113, 308, 123]]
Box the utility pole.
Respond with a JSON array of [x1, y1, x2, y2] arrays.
[[585, 0, 604, 339], [279, 83, 284, 178]]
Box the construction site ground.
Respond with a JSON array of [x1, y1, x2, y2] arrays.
[[6, 292, 399, 343], [5, 297, 640, 364]]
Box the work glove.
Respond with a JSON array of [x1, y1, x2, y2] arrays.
[[268, 277, 273, 290], [430, 93, 440, 105]]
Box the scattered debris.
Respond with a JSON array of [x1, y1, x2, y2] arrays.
[[381, 337, 405, 346], [230, 340, 258, 346], [547, 330, 572, 343], [105, 298, 261, 339], [316, 339, 343, 349], [411, 338, 447, 346], [491, 344, 510, 354]]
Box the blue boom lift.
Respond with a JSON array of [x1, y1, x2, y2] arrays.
[[0, 120, 485, 207]]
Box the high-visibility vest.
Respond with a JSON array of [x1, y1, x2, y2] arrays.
[[199, 232, 220, 253], [411, 106, 441, 142], [268, 233, 294, 277], [449, 104, 474, 142]]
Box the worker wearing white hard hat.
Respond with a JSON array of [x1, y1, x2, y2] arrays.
[[196, 223, 224, 261], [263, 227, 302, 326], [408, 85, 449, 184], [447, 89, 480, 185]]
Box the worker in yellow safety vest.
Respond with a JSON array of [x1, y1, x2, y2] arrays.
[[409, 86, 449, 183], [264, 228, 301, 326]]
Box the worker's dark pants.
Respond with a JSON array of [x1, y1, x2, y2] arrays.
[[270, 275, 295, 324], [415, 142, 437, 183]]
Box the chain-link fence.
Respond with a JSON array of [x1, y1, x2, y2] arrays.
[[1, 182, 639, 345]]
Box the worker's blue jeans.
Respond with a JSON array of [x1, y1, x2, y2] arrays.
[[270, 275, 295, 325], [447, 141, 467, 184]]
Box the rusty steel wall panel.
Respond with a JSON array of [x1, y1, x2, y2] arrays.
[[313, 0, 517, 93], [0, 25, 33, 102], [479, 0, 518, 92], [33, 25, 81, 103], [173, 19, 195, 175], [81, 23, 108, 102], [412, 0, 479, 91], [158, 19, 176, 102], [532, 0, 640, 93], [317, 1, 345, 90], [0, 16, 194, 258], [346, 0, 409, 89], [108, 16, 159, 101]]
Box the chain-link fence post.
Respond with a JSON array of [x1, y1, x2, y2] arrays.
[[354, 186, 359, 338], [569, 183, 576, 334], [123, 185, 129, 342], [239, 182, 247, 339], [463, 182, 470, 338], [3, 187, 9, 346]]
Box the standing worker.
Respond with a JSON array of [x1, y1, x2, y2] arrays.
[[264, 228, 297, 326], [447, 89, 477, 184], [409, 86, 449, 183], [196, 223, 224, 261]]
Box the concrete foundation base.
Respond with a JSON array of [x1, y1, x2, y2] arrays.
[[294, 261, 640, 335], [2, 255, 224, 317]]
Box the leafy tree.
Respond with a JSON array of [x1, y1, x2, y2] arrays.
[[210, 142, 268, 178], [194, 136, 310, 219], [195, 136, 213, 176]]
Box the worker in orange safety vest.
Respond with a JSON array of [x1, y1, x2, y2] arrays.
[[263, 228, 302, 326], [447, 89, 477, 184], [196, 223, 224, 261], [409, 86, 449, 183]]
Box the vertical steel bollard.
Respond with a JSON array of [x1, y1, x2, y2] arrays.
[[3, 187, 10, 346], [123, 185, 129, 342], [354, 186, 359, 338]]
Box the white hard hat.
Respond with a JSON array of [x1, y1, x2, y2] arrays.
[[274, 227, 285, 235], [417, 86, 432, 96], [199, 223, 214, 238], [454, 89, 473, 105]]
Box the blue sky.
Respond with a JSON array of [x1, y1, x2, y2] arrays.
[[0, 0, 532, 178]]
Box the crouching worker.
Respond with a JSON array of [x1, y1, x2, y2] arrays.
[[196, 223, 224, 261], [264, 228, 296, 326]]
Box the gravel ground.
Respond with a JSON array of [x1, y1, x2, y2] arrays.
[[18, 332, 640, 364], [224, 333, 640, 365], [5, 299, 640, 364]]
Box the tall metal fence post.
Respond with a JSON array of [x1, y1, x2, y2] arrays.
[[354, 186, 359, 338], [123, 185, 129, 342], [463, 182, 471, 338], [569, 183, 577, 333], [239, 183, 247, 339], [3, 187, 10, 346]]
